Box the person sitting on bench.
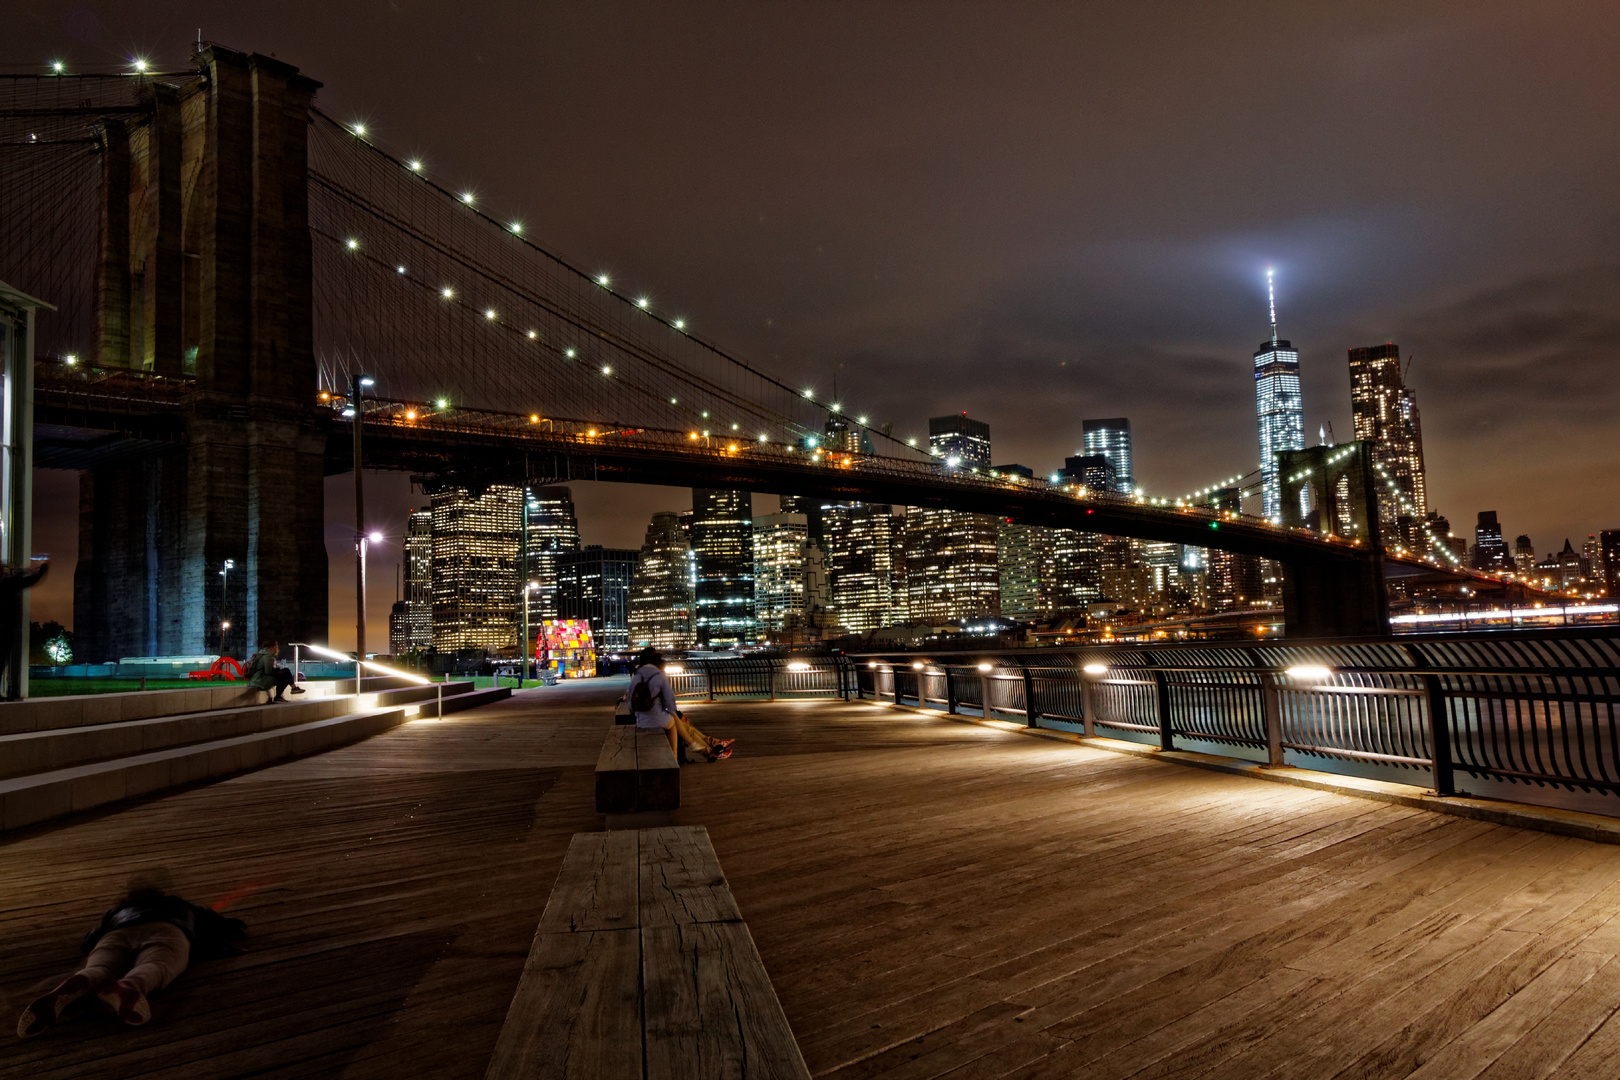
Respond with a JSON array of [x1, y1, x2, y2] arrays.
[[629, 647, 733, 762]]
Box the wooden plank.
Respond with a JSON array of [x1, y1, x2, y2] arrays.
[[484, 927, 642, 1080], [537, 831, 641, 934], [640, 825, 742, 928], [595, 727, 639, 813], [642, 921, 811, 1080], [636, 729, 681, 811]]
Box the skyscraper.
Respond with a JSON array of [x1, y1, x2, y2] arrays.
[[630, 511, 694, 651], [1471, 511, 1510, 572], [399, 507, 433, 652], [1254, 270, 1305, 520], [430, 484, 522, 653], [928, 413, 992, 468], [1600, 530, 1619, 597], [1348, 343, 1428, 550], [1080, 421, 1132, 494], [557, 546, 639, 655], [823, 503, 901, 632], [690, 488, 756, 647], [524, 486, 580, 622], [996, 521, 1050, 621], [906, 414, 999, 623], [752, 512, 810, 632]]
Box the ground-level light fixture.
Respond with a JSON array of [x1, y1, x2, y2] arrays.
[[1082, 663, 1108, 675], [1284, 664, 1335, 680], [787, 661, 811, 671], [911, 662, 925, 670], [977, 663, 993, 672], [666, 664, 685, 675]]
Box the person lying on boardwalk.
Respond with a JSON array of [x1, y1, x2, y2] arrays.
[[629, 646, 734, 762], [17, 884, 247, 1036]]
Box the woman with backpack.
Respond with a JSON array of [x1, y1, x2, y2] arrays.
[[629, 647, 734, 762]]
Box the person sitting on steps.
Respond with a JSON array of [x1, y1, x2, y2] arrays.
[[629, 646, 733, 762], [246, 640, 304, 702]]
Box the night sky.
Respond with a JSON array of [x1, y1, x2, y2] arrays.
[[14, 2, 1620, 648]]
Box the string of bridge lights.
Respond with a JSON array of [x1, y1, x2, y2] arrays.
[[1373, 463, 1464, 569], [330, 114, 929, 457]]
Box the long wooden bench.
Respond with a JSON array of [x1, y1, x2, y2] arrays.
[[485, 825, 809, 1080], [595, 725, 680, 813]]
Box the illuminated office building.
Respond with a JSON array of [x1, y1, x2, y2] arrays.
[[753, 512, 810, 632], [557, 546, 639, 655], [1080, 421, 1133, 494], [524, 486, 580, 622], [1513, 535, 1536, 577], [1254, 271, 1305, 520], [691, 488, 756, 646], [1348, 343, 1428, 549], [1471, 511, 1510, 572], [1600, 531, 1620, 596], [1201, 487, 1262, 610], [630, 511, 693, 651], [430, 484, 522, 653], [823, 503, 902, 632], [997, 522, 1050, 621], [397, 507, 433, 652], [906, 414, 999, 623]]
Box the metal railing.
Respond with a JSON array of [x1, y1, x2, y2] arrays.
[[661, 629, 1620, 816]]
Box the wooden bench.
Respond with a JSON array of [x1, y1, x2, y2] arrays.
[[485, 826, 810, 1080], [595, 725, 680, 813]]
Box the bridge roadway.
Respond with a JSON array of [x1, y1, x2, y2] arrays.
[[5, 683, 1620, 1078]]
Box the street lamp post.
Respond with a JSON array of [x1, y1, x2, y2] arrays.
[[218, 559, 235, 654], [350, 373, 375, 660]]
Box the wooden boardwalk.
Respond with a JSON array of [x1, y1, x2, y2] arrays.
[[6, 685, 1620, 1078]]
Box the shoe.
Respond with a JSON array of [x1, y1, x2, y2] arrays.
[[712, 738, 736, 751], [17, 973, 90, 1038], [95, 979, 151, 1027], [290, 686, 306, 695], [706, 745, 734, 762], [272, 695, 286, 703]]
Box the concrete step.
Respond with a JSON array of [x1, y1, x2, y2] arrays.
[[0, 696, 352, 781], [0, 681, 341, 737], [369, 681, 477, 710], [0, 707, 409, 833]]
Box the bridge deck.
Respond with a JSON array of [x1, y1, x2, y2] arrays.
[[4, 685, 1620, 1078]]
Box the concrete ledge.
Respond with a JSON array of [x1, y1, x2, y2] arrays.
[[864, 699, 1620, 846], [0, 707, 407, 834]]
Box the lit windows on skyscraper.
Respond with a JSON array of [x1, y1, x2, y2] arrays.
[[928, 413, 992, 467], [691, 488, 756, 647], [430, 484, 522, 654], [752, 512, 810, 632], [910, 414, 999, 622], [1254, 270, 1305, 520], [1080, 419, 1133, 494], [524, 486, 581, 622], [631, 511, 694, 651], [822, 502, 901, 632], [1348, 343, 1428, 550]]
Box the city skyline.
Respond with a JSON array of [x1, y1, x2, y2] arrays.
[[13, 4, 1619, 644]]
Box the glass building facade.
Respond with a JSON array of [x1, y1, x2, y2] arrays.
[[630, 511, 694, 651], [430, 484, 522, 653], [906, 414, 1000, 623], [1348, 343, 1428, 551], [823, 503, 902, 632], [752, 512, 810, 632], [524, 486, 580, 622], [557, 546, 639, 655], [691, 488, 756, 646], [1080, 419, 1133, 494], [398, 507, 433, 652], [1255, 337, 1305, 521]]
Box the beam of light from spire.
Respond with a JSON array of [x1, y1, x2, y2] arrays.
[[1267, 267, 1278, 345]]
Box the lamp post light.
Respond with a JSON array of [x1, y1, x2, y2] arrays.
[[523, 580, 539, 686], [351, 373, 375, 660]]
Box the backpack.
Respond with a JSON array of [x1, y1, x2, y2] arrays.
[[630, 672, 654, 713]]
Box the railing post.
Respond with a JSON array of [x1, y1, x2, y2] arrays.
[[1423, 673, 1455, 796], [945, 669, 957, 715], [980, 673, 993, 720], [892, 664, 901, 706], [1019, 660, 1038, 728], [1259, 671, 1284, 767], [1152, 668, 1174, 751], [768, 666, 777, 702], [706, 660, 716, 702], [1080, 674, 1097, 738]]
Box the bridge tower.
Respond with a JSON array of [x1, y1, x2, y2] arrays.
[[1276, 440, 1390, 637], [73, 47, 328, 660]]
